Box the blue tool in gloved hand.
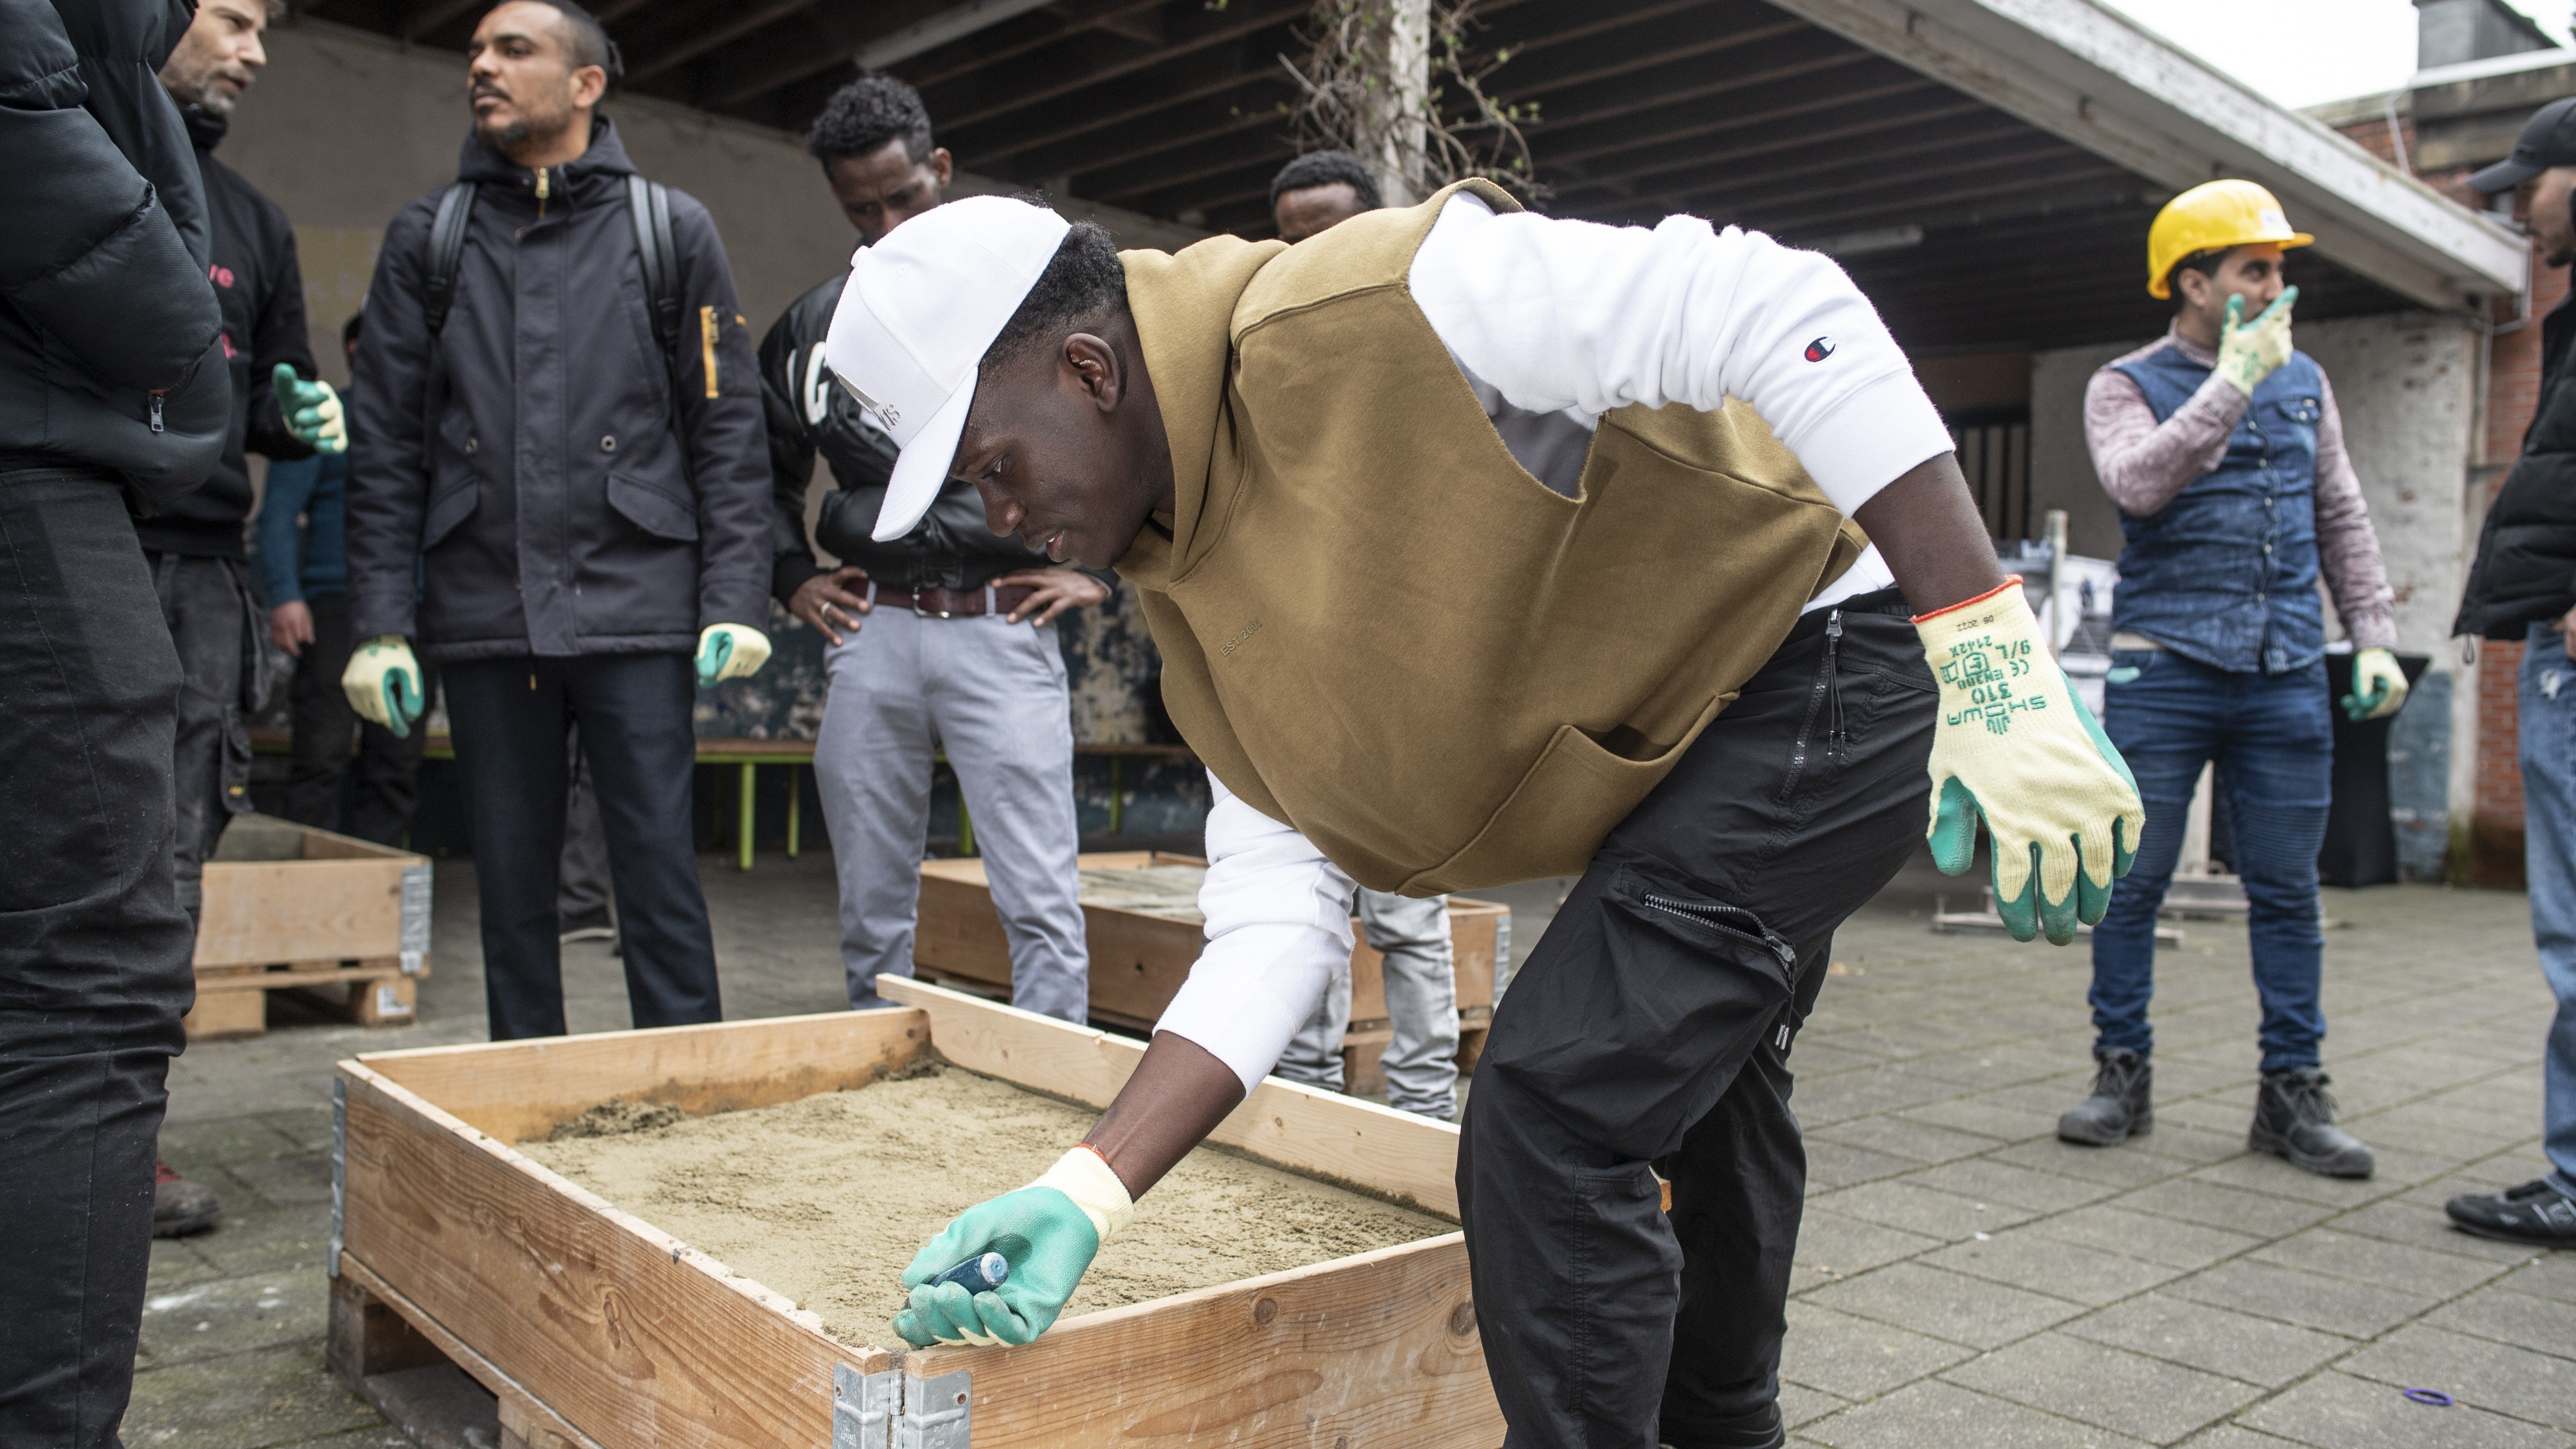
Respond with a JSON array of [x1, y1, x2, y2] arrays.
[[930, 1252, 1009, 1295], [893, 1146, 1133, 1348]]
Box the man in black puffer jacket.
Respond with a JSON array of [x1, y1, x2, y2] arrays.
[[0, 0, 227, 1442], [2447, 99, 2576, 1249]]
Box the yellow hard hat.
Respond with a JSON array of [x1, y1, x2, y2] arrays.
[[2146, 180, 2313, 298]]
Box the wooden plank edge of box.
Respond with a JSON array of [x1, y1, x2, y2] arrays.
[[338, 982, 1497, 1448]]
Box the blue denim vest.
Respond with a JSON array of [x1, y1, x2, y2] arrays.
[[2108, 342, 2326, 675]]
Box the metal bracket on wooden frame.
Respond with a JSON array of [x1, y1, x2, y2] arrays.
[[328, 1076, 346, 1279], [832, 1364, 970, 1449]]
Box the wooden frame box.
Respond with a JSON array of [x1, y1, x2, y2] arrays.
[[188, 814, 432, 1040], [915, 852, 1504, 1083], [329, 975, 1500, 1448]]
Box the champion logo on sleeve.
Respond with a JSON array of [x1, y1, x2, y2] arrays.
[[1803, 336, 1836, 362]]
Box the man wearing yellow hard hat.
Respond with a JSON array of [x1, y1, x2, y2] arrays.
[[2062, 179, 2407, 1178]]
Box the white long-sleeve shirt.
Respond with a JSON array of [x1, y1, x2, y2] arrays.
[[1156, 192, 1956, 1092]]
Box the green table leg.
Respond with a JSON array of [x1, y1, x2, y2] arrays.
[[738, 761, 756, 872], [1109, 755, 1125, 835], [959, 793, 976, 858], [786, 765, 800, 860]]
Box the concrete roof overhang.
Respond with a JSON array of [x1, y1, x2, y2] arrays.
[[1775, 0, 2528, 313], [308, 0, 2526, 352]]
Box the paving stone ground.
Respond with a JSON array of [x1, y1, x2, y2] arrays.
[[133, 852, 2569, 1448]]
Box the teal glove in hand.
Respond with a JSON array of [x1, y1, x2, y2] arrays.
[[2340, 646, 2409, 722], [273, 364, 346, 454], [2214, 286, 2297, 398], [694, 623, 771, 688], [340, 636, 424, 738], [894, 1146, 1133, 1349]]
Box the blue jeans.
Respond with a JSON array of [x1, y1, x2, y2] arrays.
[[2089, 650, 2332, 1071], [2516, 623, 2576, 1197]]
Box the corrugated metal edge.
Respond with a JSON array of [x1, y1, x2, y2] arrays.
[[832, 1362, 899, 1449], [399, 861, 432, 975], [895, 1368, 970, 1449]]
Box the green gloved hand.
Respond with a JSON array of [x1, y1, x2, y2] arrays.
[[340, 636, 424, 738], [894, 1145, 1133, 1349], [693, 623, 771, 688], [2213, 286, 2297, 397], [2341, 646, 2409, 722], [1918, 581, 2147, 945], [273, 363, 347, 454]]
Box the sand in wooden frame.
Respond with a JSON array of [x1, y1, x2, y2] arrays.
[[331, 975, 1502, 1448]]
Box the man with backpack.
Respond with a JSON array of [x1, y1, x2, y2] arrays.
[[344, 0, 771, 1040]]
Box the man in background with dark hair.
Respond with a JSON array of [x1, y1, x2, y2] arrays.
[[2066, 180, 2402, 1178], [760, 73, 1105, 1020], [1, 0, 229, 1432], [154, 0, 345, 920], [151, 0, 346, 1240], [261, 311, 433, 847], [1268, 149, 1382, 242], [345, 0, 772, 1040]]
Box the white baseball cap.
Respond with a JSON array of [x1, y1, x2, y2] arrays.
[[820, 195, 1071, 542]]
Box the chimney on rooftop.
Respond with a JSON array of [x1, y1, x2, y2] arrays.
[[2414, 0, 2557, 69]]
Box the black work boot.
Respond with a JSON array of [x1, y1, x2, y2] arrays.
[[2250, 1067, 2375, 1178], [2057, 1048, 2152, 1145], [153, 1158, 221, 1237], [2445, 1180, 2576, 1246]]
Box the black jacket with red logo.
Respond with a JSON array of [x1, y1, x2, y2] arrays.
[[134, 105, 316, 558]]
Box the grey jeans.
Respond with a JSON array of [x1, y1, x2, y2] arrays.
[[813, 605, 1088, 1021], [1276, 888, 1461, 1118], [146, 552, 260, 920]]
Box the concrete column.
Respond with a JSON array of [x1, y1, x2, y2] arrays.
[[1361, 0, 1431, 206]]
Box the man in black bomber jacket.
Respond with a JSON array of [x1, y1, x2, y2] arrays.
[[763, 74, 1108, 1021]]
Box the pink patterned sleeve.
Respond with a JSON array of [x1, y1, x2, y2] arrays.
[[2310, 373, 2398, 650], [2083, 363, 2247, 516]]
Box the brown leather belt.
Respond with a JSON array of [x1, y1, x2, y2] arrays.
[[868, 582, 1037, 619]]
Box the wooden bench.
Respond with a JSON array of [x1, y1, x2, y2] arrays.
[[252, 731, 1201, 873]]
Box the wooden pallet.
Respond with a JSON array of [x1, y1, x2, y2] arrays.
[[915, 851, 1502, 1084], [328, 976, 1501, 1449], [187, 815, 431, 1040]]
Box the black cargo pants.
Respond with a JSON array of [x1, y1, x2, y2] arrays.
[[0, 467, 196, 1449], [1458, 589, 1935, 1449]]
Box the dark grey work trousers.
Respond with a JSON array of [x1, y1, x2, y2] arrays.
[[143, 552, 260, 919], [440, 654, 720, 1040], [0, 467, 196, 1449], [1459, 590, 1935, 1449]]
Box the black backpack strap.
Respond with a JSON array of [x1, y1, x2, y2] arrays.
[[423, 182, 476, 335], [625, 173, 691, 482], [420, 182, 477, 447]]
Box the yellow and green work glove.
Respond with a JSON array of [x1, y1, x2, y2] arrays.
[[340, 636, 425, 738], [693, 623, 771, 687], [273, 363, 346, 454], [894, 1145, 1133, 1348], [2341, 646, 2409, 721], [1917, 581, 2147, 945], [2213, 286, 2297, 397]]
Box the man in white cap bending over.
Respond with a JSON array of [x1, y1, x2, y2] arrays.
[[833, 184, 2144, 1449]]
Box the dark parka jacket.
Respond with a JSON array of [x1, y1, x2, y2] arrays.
[[346, 118, 768, 661], [0, 0, 229, 502], [2458, 290, 2576, 638]]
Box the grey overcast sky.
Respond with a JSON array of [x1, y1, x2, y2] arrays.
[[2096, 0, 2571, 109]]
